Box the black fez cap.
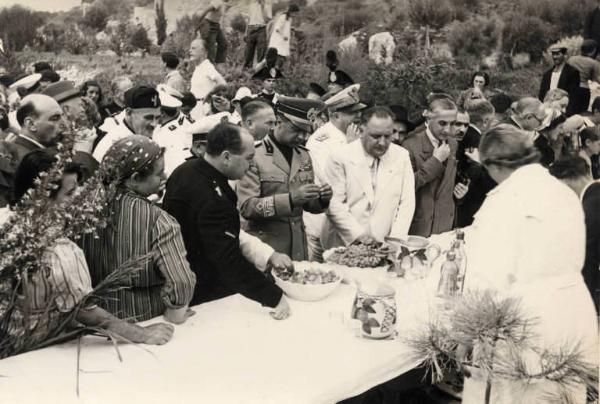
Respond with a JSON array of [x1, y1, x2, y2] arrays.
[[124, 85, 161, 109], [328, 70, 353, 86], [308, 82, 326, 97], [252, 66, 284, 80], [33, 61, 52, 73], [40, 70, 60, 83], [0, 75, 14, 87], [181, 92, 197, 108]]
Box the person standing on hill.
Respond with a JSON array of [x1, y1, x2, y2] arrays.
[[244, 0, 272, 70], [161, 52, 186, 94], [268, 4, 300, 68], [197, 0, 230, 65], [189, 38, 226, 120], [538, 46, 580, 116]]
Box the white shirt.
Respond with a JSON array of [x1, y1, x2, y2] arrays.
[[368, 32, 395, 65], [425, 127, 440, 148], [153, 113, 194, 177], [190, 60, 226, 101], [549, 70, 561, 91], [247, 0, 272, 26], [93, 115, 135, 162]]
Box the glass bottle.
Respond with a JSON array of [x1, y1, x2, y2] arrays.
[[454, 230, 467, 292], [437, 250, 459, 298]]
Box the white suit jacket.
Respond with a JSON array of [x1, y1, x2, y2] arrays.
[[321, 140, 415, 249]]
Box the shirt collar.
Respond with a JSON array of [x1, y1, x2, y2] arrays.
[[425, 127, 440, 148], [18, 134, 45, 149]]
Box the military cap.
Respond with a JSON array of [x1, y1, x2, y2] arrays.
[[324, 83, 366, 113], [233, 86, 253, 103], [328, 69, 354, 86], [33, 61, 52, 73], [39, 69, 60, 83], [252, 66, 284, 80], [0, 75, 14, 88], [275, 96, 326, 132], [308, 82, 326, 97], [42, 80, 81, 103], [9, 73, 42, 91], [388, 104, 415, 132], [181, 92, 198, 109], [548, 45, 568, 54], [156, 84, 183, 108], [124, 85, 161, 109]]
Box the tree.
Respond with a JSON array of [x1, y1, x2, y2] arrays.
[[0, 5, 46, 51], [408, 0, 454, 30], [81, 5, 109, 32], [446, 15, 502, 64], [155, 0, 167, 46], [129, 25, 151, 51]]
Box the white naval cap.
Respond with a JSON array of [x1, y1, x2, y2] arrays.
[[233, 86, 253, 103], [157, 84, 183, 108], [9, 73, 42, 91]]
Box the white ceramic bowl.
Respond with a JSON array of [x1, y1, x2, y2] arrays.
[[272, 261, 343, 302]]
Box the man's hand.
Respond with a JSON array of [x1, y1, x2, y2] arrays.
[[433, 142, 451, 163], [354, 233, 376, 245], [268, 252, 293, 272], [164, 307, 196, 324], [346, 122, 361, 143], [453, 182, 469, 199], [142, 323, 175, 345], [290, 183, 320, 206], [270, 295, 291, 320], [318, 183, 333, 203]]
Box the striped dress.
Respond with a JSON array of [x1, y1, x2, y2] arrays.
[[81, 190, 196, 322]]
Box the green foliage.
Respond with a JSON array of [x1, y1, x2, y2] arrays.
[[81, 5, 109, 32], [155, 0, 167, 46], [0, 5, 47, 51], [408, 0, 454, 29], [501, 12, 558, 62], [446, 15, 502, 65]]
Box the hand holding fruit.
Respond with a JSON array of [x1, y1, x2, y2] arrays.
[[268, 252, 293, 272]]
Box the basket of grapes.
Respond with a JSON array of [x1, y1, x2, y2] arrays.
[[272, 261, 343, 302], [323, 240, 395, 282]]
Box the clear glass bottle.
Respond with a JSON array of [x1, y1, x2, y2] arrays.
[[454, 230, 467, 292], [437, 250, 459, 298]]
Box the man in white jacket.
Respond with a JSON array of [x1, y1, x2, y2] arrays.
[[321, 106, 415, 250]]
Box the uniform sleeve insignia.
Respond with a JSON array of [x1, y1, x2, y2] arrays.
[[256, 196, 275, 217]]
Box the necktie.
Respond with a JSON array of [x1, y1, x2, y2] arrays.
[[371, 157, 379, 195]]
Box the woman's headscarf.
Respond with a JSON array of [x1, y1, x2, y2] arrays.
[[100, 135, 164, 184]]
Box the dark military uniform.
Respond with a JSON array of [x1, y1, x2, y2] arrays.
[[237, 134, 328, 261]]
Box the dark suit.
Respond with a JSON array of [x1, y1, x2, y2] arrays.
[[0, 135, 42, 206], [402, 130, 457, 237], [538, 63, 581, 116], [455, 126, 497, 227], [163, 157, 283, 308], [582, 182, 600, 314]]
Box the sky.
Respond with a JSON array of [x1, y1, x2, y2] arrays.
[[0, 0, 80, 12]]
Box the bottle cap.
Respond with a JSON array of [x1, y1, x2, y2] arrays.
[[447, 251, 456, 260]]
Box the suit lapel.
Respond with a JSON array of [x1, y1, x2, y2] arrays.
[[348, 143, 374, 204], [435, 139, 457, 200]]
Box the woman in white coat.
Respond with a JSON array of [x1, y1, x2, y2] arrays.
[[267, 4, 300, 67], [460, 124, 597, 402]]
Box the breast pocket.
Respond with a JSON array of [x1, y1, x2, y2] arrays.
[[260, 172, 287, 195]]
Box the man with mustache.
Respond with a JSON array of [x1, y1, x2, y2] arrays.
[[402, 98, 458, 237]]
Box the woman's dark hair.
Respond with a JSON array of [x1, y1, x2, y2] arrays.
[[11, 149, 82, 206], [549, 155, 591, 180], [206, 84, 233, 114], [471, 71, 490, 88], [480, 124, 540, 169], [80, 80, 103, 104], [161, 52, 179, 69], [581, 126, 600, 147]]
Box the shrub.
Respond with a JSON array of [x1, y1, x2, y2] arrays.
[[501, 12, 558, 62], [129, 25, 151, 52], [230, 14, 247, 35], [81, 5, 109, 32], [446, 15, 502, 65], [408, 0, 454, 29], [0, 5, 46, 51], [155, 0, 167, 46]]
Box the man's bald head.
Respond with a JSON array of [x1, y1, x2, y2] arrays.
[[189, 38, 207, 63], [17, 94, 64, 146], [513, 97, 545, 131]]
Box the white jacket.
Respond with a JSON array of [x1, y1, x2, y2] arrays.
[[93, 112, 135, 162], [321, 140, 415, 249]]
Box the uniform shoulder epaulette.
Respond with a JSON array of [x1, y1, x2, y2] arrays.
[[168, 124, 178, 131], [314, 132, 329, 142]]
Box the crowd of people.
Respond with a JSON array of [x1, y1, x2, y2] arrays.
[[0, 1, 599, 401]]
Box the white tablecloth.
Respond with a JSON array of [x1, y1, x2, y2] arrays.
[[0, 273, 442, 404]]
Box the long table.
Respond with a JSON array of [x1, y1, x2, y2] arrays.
[[0, 270, 442, 404]]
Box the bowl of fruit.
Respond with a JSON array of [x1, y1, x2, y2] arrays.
[[272, 261, 343, 302], [323, 240, 395, 283]]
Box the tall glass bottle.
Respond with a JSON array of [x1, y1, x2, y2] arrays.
[[437, 250, 459, 298], [454, 230, 467, 292]]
